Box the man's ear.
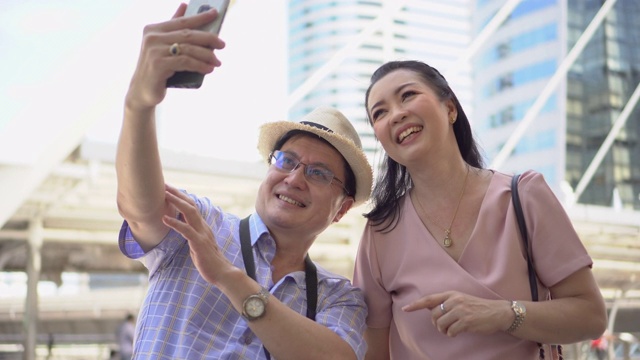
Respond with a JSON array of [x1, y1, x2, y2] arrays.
[[333, 196, 355, 223]]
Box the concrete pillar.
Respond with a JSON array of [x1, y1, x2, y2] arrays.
[[24, 215, 43, 360], [623, 342, 631, 360], [607, 290, 625, 360]]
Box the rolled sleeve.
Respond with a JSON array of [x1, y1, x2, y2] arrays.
[[316, 278, 368, 360], [518, 170, 593, 288]]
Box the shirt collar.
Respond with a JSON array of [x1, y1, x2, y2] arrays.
[[248, 212, 270, 246]]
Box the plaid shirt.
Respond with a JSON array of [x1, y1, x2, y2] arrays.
[[119, 192, 367, 360]]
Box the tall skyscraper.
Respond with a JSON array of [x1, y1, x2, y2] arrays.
[[287, 0, 639, 210], [287, 0, 472, 164], [473, 0, 640, 209]]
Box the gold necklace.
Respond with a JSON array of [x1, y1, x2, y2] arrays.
[[414, 165, 469, 248]]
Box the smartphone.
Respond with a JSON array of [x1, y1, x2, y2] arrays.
[[166, 0, 230, 89]]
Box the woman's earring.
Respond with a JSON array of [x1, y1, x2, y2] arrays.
[[449, 115, 456, 124]]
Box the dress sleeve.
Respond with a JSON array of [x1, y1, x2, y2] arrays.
[[517, 170, 593, 288], [353, 221, 393, 328]]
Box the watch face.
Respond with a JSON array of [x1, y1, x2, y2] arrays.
[[245, 296, 266, 318]]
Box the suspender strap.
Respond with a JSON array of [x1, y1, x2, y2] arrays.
[[304, 255, 318, 320], [240, 216, 256, 280], [239, 216, 318, 359]]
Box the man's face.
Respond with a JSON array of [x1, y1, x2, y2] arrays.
[[255, 134, 354, 240]]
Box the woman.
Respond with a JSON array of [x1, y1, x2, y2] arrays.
[[353, 60, 607, 359]]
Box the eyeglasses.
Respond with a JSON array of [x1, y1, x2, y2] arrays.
[[269, 150, 349, 194]]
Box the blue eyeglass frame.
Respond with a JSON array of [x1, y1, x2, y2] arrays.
[[269, 150, 349, 194]]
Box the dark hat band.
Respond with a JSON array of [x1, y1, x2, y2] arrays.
[[300, 121, 334, 133]]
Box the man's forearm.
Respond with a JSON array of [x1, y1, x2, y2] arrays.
[[116, 105, 170, 247], [218, 270, 358, 360]]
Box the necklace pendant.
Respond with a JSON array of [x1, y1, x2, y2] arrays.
[[443, 230, 452, 248], [443, 236, 452, 247]]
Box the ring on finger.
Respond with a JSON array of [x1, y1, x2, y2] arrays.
[[440, 303, 446, 313], [169, 43, 181, 56]]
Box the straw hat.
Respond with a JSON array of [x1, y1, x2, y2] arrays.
[[257, 106, 373, 206]]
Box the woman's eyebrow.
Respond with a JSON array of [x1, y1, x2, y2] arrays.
[[369, 82, 418, 112]]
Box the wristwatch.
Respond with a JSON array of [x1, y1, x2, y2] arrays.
[[506, 300, 526, 333], [242, 286, 270, 321]]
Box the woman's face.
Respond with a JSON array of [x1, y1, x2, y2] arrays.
[[366, 69, 457, 167]]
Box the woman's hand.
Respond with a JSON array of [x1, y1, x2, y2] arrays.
[[402, 291, 513, 337], [126, 4, 226, 112], [402, 267, 607, 344]]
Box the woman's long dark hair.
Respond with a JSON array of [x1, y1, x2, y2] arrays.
[[364, 60, 485, 232]]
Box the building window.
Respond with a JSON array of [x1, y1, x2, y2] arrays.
[[497, 43, 510, 59], [498, 74, 513, 90]]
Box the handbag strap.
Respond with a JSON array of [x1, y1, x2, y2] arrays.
[[512, 175, 564, 360], [239, 216, 318, 359], [511, 174, 538, 302]]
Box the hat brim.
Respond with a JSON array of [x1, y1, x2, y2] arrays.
[[257, 121, 372, 207]]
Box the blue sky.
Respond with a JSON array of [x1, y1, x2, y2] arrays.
[[0, 0, 288, 164]]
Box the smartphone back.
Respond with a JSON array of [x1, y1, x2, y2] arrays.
[[166, 0, 230, 89]]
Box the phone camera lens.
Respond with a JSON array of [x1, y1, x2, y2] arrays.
[[197, 5, 211, 13]]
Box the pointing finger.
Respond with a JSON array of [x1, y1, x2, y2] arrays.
[[402, 293, 449, 312]]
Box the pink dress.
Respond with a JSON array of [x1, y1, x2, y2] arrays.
[[353, 170, 592, 360]]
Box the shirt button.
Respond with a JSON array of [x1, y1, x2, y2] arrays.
[[244, 336, 252, 345]]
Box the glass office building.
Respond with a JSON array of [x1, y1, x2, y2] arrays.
[[287, 0, 472, 162], [473, 0, 640, 208], [287, 0, 639, 209]]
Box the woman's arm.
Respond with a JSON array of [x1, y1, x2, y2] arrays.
[[403, 266, 607, 344], [364, 327, 390, 360], [509, 266, 607, 344]]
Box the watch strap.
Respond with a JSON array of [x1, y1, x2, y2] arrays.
[[506, 301, 525, 333], [257, 286, 270, 303]]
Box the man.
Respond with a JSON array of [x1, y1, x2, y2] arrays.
[[115, 314, 135, 360], [115, 4, 373, 359]]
